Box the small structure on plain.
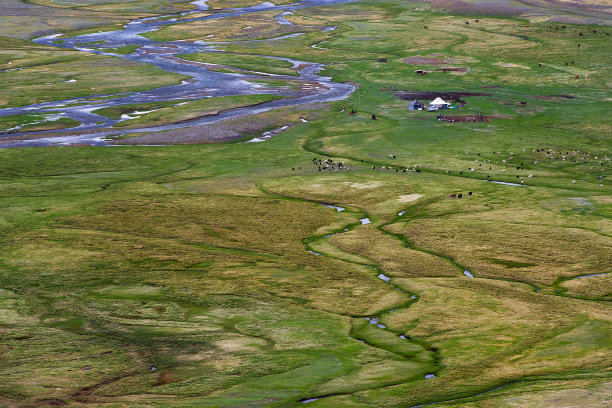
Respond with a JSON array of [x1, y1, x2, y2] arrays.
[[409, 100, 424, 110], [429, 97, 449, 110]]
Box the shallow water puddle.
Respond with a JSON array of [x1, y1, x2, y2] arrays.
[[322, 204, 345, 212], [484, 180, 524, 186], [364, 317, 386, 329], [569, 197, 591, 206], [378, 273, 391, 282], [570, 272, 607, 279], [190, 0, 210, 10]]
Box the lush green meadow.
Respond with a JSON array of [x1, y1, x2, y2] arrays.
[[0, 0, 610, 407]]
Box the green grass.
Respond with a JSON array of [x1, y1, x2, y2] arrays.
[[144, 9, 322, 43], [0, 37, 189, 108], [178, 52, 299, 76], [0, 112, 80, 132], [106, 44, 140, 54], [91, 100, 189, 120], [111, 94, 284, 128], [0, 0, 610, 407]]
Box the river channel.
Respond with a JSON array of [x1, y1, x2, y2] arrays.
[[0, 0, 356, 147]]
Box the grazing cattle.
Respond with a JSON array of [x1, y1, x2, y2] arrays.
[[538, 63, 542, 67], [565, 62, 568, 66], [575, 75, 580, 79], [465, 21, 469, 25], [520, 101, 527, 107], [372, 114, 377, 120], [468, 191, 473, 197], [458, 194, 463, 199], [579, 32, 583, 36], [578, 43, 581, 47], [562, 26, 566, 29], [372, 166, 375, 170], [571, 61, 574, 64], [424, 26, 428, 29], [349, 109, 356, 115], [593, 30, 597, 33], [449, 193, 457, 199], [475, 19, 479, 22]]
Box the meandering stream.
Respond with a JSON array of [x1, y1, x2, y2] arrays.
[[299, 203, 441, 403], [0, 0, 357, 147]]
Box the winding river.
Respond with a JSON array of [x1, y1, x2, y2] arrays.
[[0, 0, 356, 147]]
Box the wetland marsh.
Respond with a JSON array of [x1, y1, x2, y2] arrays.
[[0, 0, 610, 407]]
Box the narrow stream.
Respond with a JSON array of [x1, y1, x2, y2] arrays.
[[299, 204, 440, 403], [0, 0, 357, 147]]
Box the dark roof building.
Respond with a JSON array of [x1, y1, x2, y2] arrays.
[[408, 100, 424, 110]]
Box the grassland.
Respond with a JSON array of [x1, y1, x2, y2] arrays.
[[108, 94, 283, 128], [0, 0, 196, 39], [178, 52, 299, 76], [0, 0, 610, 407], [0, 112, 80, 133], [91, 100, 189, 120], [0, 37, 189, 108], [144, 10, 322, 42]]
